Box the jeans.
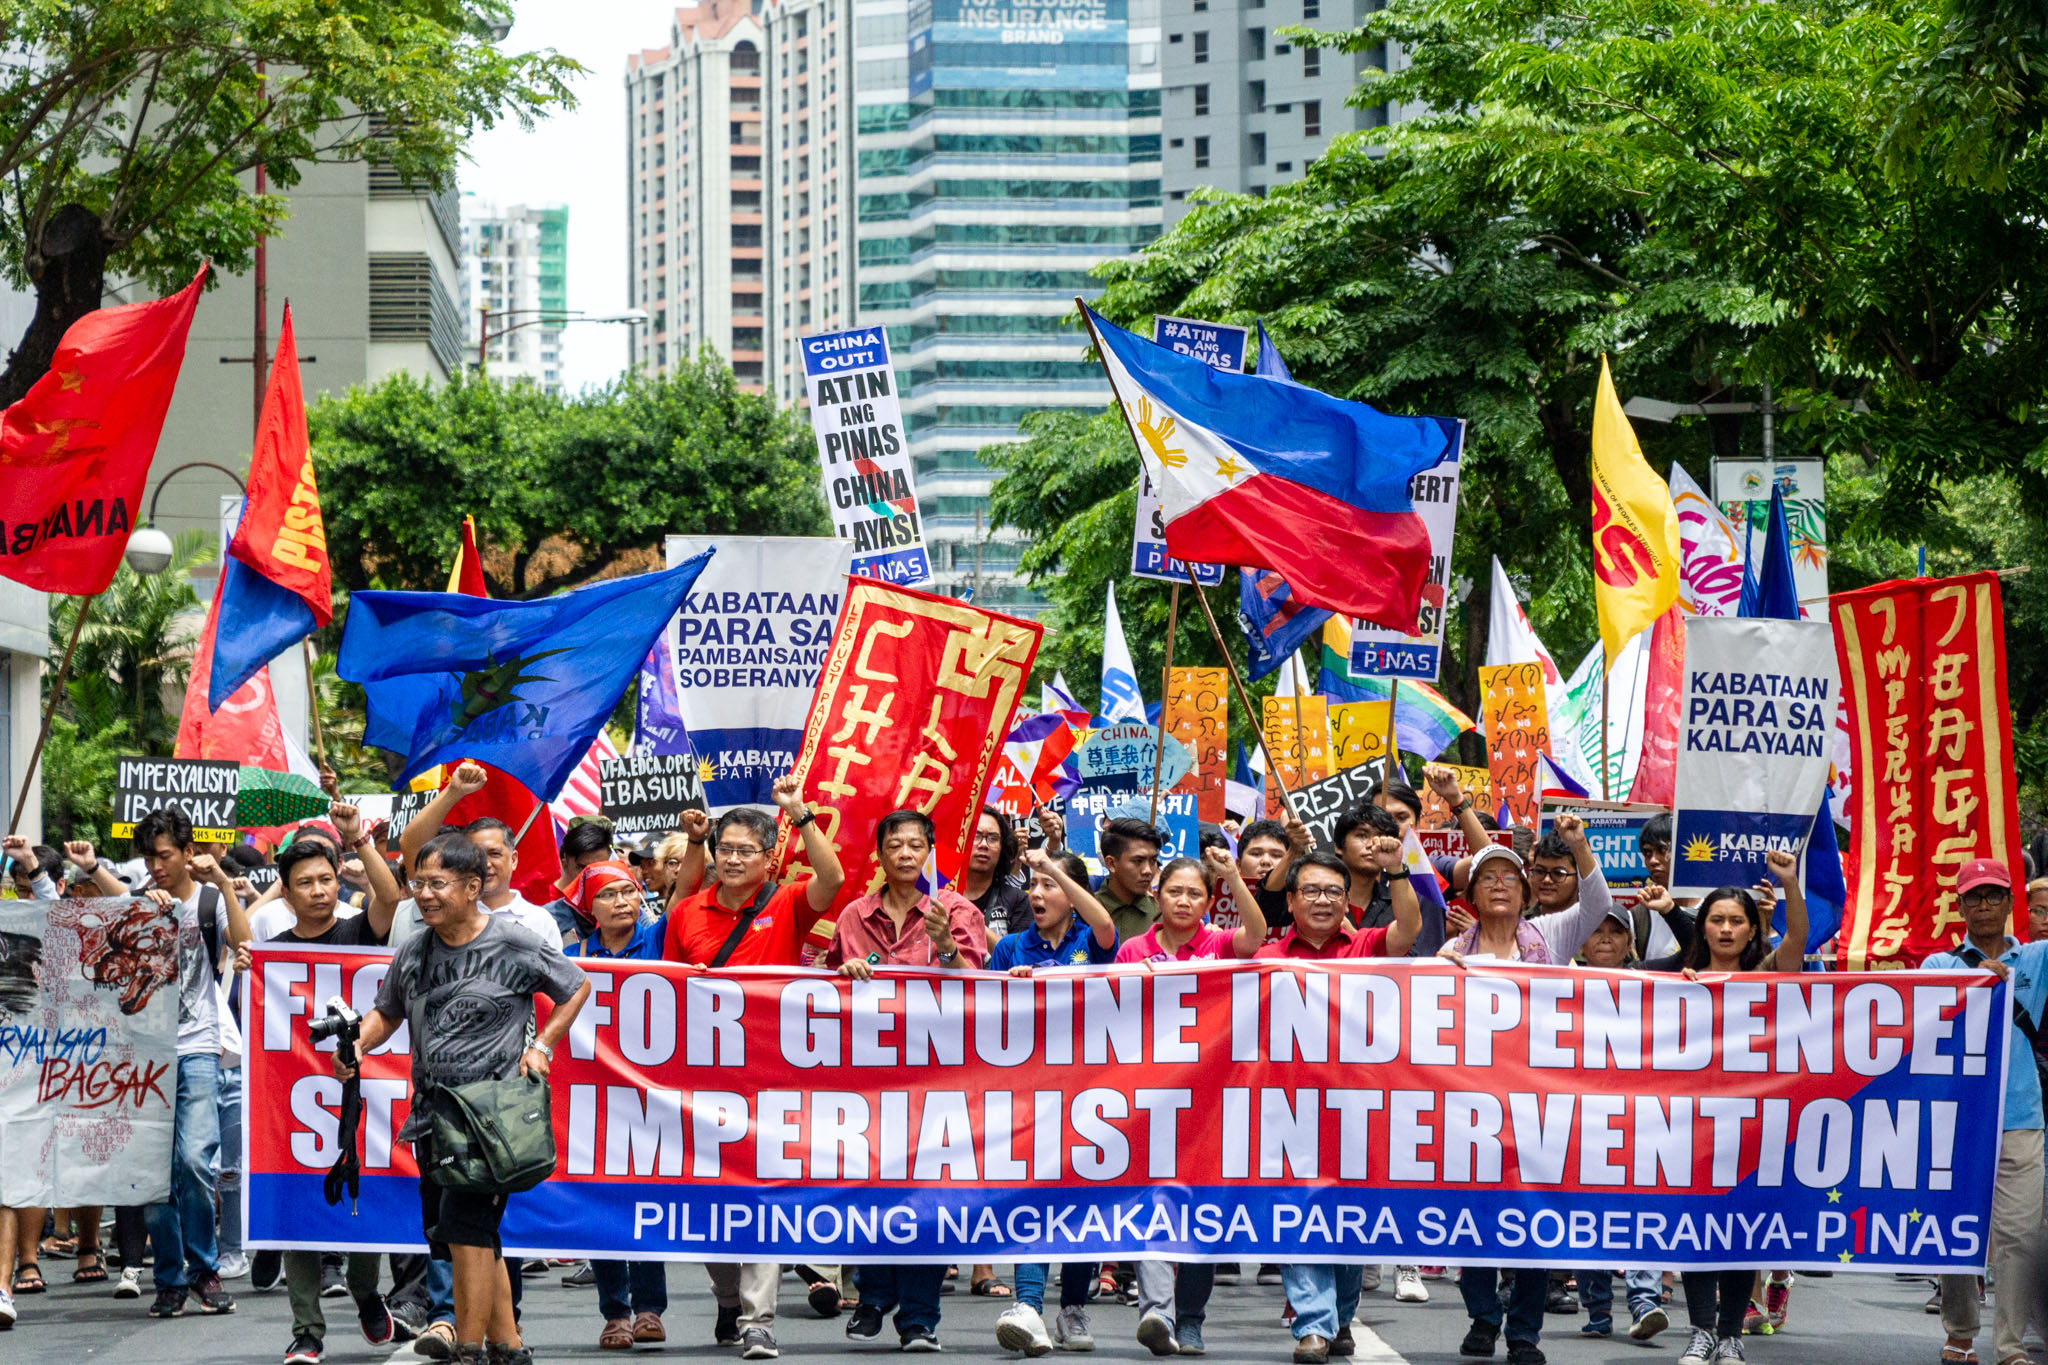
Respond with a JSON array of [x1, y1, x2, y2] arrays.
[[1459, 1266, 1548, 1346], [1579, 1267, 1661, 1324], [214, 1064, 244, 1262], [1014, 1262, 1095, 1313], [1942, 1126, 2045, 1364], [857, 1263, 946, 1337], [593, 1261, 668, 1321], [1135, 1262, 1217, 1330], [1282, 1264, 1362, 1341], [147, 1053, 222, 1288], [1681, 1269, 1753, 1339], [285, 1251, 380, 1341]]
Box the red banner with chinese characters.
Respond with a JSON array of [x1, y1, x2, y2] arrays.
[[1834, 572, 2022, 969], [775, 576, 1042, 955]]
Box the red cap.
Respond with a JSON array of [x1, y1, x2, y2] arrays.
[[1956, 859, 2012, 897]]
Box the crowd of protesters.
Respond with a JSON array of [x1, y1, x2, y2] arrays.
[[2, 760, 2043, 1365]]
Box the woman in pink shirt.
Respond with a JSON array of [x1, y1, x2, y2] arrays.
[[1113, 848, 1266, 964]]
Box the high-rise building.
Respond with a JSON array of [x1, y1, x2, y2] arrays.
[[462, 196, 571, 392], [627, 0, 1161, 611], [1157, 0, 1391, 227], [625, 0, 859, 395]]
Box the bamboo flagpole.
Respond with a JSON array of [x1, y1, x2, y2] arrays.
[[303, 638, 329, 767], [1147, 583, 1180, 827], [9, 597, 92, 836]]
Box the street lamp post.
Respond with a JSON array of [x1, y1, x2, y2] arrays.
[[475, 308, 650, 375]]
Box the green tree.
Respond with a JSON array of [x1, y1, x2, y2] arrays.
[[0, 0, 577, 404], [309, 354, 832, 595]]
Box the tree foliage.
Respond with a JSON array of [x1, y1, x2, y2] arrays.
[[0, 0, 577, 404], [989, 0, 2048, 778], [309, 352, 832, 596]]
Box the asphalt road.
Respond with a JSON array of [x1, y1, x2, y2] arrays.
[[0, 1259, 1998, 1365]]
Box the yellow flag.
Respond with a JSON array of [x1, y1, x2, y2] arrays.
[[1590, 355, 1680, 668]]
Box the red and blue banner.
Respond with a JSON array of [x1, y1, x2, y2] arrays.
[[247, 947, 2009, 1270]]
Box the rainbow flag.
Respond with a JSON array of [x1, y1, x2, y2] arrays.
[[1316, 619, 1474, 760]]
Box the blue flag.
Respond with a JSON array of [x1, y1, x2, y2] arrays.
[[1237, 568, 1332, 682], [1254, 321, 1294, 382], [1780, 786, 1847, 956], [1739, 485, 1800, 621], [340, 554, 714, 799], [210, 555, 318, 710], [634, 632, 692, 757]]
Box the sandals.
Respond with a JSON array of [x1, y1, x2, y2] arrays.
[[13, 1262, 45, 1294], [600, 1317, 637, 1350], [1943, 1339, 1977, 1364], [971, 1278, 1013, 1298], [72, 1248, 107, 1284], [38, 1236, 76, 1260]]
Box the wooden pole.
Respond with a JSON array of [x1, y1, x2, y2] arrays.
[[1147, 583, 1180, 827], [1386, 677, 1402, 778], [302, 638, 328, 767], [1184, 564, 1300, 822], [10, 597, 91, 837], [1599, 670, 1611, 802]]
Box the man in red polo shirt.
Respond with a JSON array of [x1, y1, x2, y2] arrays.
[[663, 774, 844, 1359], [1255, 843, 1420, 961]]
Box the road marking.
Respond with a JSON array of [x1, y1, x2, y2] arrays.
[[1351, 1322, 1409, 1362]]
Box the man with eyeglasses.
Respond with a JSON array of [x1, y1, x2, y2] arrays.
[[662, 774, 845, 1361], [1923, 859, 2047, 1365]]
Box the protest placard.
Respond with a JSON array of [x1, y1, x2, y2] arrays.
[[1833, 572, 2021, 967], [110, 756, 238, 842], [248, 946, 2007, 1271], [1538, 799, 1664, 885], [1329, 700, 1391, 772], [1066, 785, 1201, 872], [599, 751, 708, 838], [1286, 764, 1386, 852], [1262, 695, 1332, 816], [1414, 827, 1511, 862], [0, 897, 178, 1207], [1671, 617, 1836, 898], [1129, 316, 1240, 586], [1071, 721, 1193, 790], [1348, 425, 1464, 679], [1419, 764, 1490, 829], [800, 328, 929, 585], [1162, 667, 1227, 823], [665, 536, 854, 811], [1478, 663, 1549, 827]]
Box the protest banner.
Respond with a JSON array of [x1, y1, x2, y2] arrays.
[[1286, 765, 1386, 852], [1262, 695, 1332, 817], [110, 756, 238, 842], [1539, 799, 1664, 886], [775, 577, 1043, 952], [1479, 663, 1549, 827], [1348, 428, 1464, 679], [1670, 618, 1836, 898], [1072, 722, 1193, 790], [247, 946, 2007, 1271], [1128, 316, 1237, 587], [1329, 701, 1392, 772], [801, 327, 929, 584], [1833, 572, 2022, 968], [0, 897, 178, 1207], [1419, 765, 1490, 829], [1068, 786, 1201, 871], [1414, 827, 1511, 862], [599, 751, 708, 838], [1162, 667, 1227, 823], [666, 536, 855, 811]]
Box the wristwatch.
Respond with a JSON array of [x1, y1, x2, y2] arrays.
[[529, 1040, 554, 1060], [792, 808, 817, 829], [1452, 798, 1473, 815]]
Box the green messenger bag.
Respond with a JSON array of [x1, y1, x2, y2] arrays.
[[427, 1072, 557, 1195]]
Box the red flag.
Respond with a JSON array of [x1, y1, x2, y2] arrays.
[[227, 304, 330, 624], [0, 267, 208, 594], [433, 763, 562, 907], [449, 515, 487, 596], [176, 566, 295, 772], [1628, 605, 1686, 806]]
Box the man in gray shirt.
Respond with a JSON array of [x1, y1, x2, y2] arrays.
[[346, 832, 589, 1365]]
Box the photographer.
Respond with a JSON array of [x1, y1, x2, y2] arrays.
[[339, 833, 589, 1365]]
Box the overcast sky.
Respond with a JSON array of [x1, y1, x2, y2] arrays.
[[461, 2, 670, 393]]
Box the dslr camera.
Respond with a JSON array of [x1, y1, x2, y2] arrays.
[[308, 996, 361, 1047]]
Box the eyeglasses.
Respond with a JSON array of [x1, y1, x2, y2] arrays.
[[591, 885, 638, 903], [1962, 889, 2012, 909], [407, 878, 461, 894], [1295, 886, 1347, 903], [1528, 866, 1576, 881], [715, 844, 765, 859], [972, 831, 1004, 846]]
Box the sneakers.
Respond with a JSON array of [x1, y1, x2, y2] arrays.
[[285, 1334, 324, 1364], [1460, 1318, 1499, 1357], [1257, 1265, 1283, 1287], [847, 1303, 887, 1341], [219, 1251, 250, 1280], [1054, 1305, 1094, 1353], [320, 1258, 347, 1298], [1394, 1267, 1429, 1304], [252, 1250, 284, 1293], [718, 1304, 746, 1345], [113, 1268, 141, 1300], [1175, 1321, 1204, 1356], [0, 1286, 13, 1329], [1582, 1317, 1613, 1338], [1712, 1338, 1746, 1362], [1136, 1312, 1178, 1357], [561, 1261, 597, 1288], [193, 1272, 236, 1314], [520, 1258, 548, 1277], [1293, 1336, 1331, 1365], [1544, 1283, 1577, 1314], [1332, 1325, 1356, 1357], [1763, 1274, 1790, 1329], [1506, 1345, 1546, 1365], [1360, 1265, 1382, 1293], [900, 1327, 941, 1352], [1678, 1327, 1717, 1364], [742, 1327, 780, 1359], [1630, 1306, 1669, 1341], [150, 1286, 189, 1318], [1214, 1264, 1240, 1286], [1740, 1299, 1772, 1336], [996, 1303, 1052, 1357], [487, 1343, 534, 1365], [358, 1291, 396, 1345]]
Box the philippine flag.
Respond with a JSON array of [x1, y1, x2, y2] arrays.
[[1085, 304, 1455, 629]]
